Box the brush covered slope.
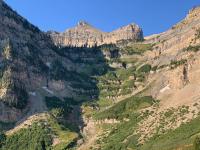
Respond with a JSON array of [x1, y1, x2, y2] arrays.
[[0, 0, 200, 150], [79, 6, 200, 150]]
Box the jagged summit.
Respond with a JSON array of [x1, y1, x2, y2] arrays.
[[67, 20, 101, 33], [189, 5, 200, 14], [49, 21, 143, 47], [77, 20, 91, 27], [186, 5, 200, 21]]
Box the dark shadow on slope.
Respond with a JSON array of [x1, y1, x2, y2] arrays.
[[49, 44, 118, 145]]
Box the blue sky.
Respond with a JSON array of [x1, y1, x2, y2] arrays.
[[4, 0, 200, 36]]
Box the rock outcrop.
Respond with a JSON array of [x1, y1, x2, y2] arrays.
[[48, 21, 143, 47]]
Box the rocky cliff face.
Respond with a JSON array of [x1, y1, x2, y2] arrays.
[[145, 6, 200, 59], [0, 0, 60, 121], [49, 21, 143, 47], [142, 6, 200, 101]]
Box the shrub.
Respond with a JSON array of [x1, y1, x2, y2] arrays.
[[183, 45, 200, 52], [195, 29, 200, 39], [194, 136, 200, 150], [137, 64, 151, 73], [0, 132, 6, 148], [45, 96, 75, 118], [95, 96, 155, 120], [140, 116, 200, 150], [151, 66, 158, 71], [121, 44, 153, 55], [2, 122, 52, 150]]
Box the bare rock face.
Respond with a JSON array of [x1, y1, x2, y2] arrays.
[[144, 6, 200, 67], [0, 0, 59, 121], [143, 6, 200, 105], [49, 21, 143, 47]]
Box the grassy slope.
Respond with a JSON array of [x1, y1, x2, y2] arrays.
[[94, 96, 155, 120], [93, 96, 155, 150], [140, 116, 200, 150], [95, 98, 200, 150], [2, 116, 78, 150], [2, 122, 52, 150]]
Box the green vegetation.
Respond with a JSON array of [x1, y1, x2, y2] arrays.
[[183, 45, 200, 52], [137, 64, 152, 73], [99, 114, 140, 150], [164, 109, 174, 118], [50, 46, 111, 102], [97, 66, 138, 103], [152, 59, 187, 71], [45, 96, 78, 118], [48, 117, 79, 150], [121, 43, 153, 55], [94, 96, 156, 150], [151, 65, 158, 71], [1, 116, 79, 150], [194, 136, 200, 150], [2, 122, 52, 150], [95, 96, 155, 120], [99, 44, 118, 52], [179, 105, 189, 116], [195, 28, 200, 40], [97, 62, 152, 107], [1, 78, 28, 110], [0, 50, 28, 109], [49, 43, 153, 113], [140, 116, 200, 150], [120, 57, 138, 63], [0, 132, 6, 148], [94, 99, 200, 150], [170, 59, 187, 69], [45, 97, 79, 149], [116, 67, 136, 80], [157, 64, 169, 70]]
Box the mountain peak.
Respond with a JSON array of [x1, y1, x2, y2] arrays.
[[186, 5, 200, 20], [77, 20, 91, 27], [189, 5, 200, 13], [119, 23, 141, 31], [50, 21, 143, 47]]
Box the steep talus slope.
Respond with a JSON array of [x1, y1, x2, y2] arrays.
[[49, 21, 143, 47]]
